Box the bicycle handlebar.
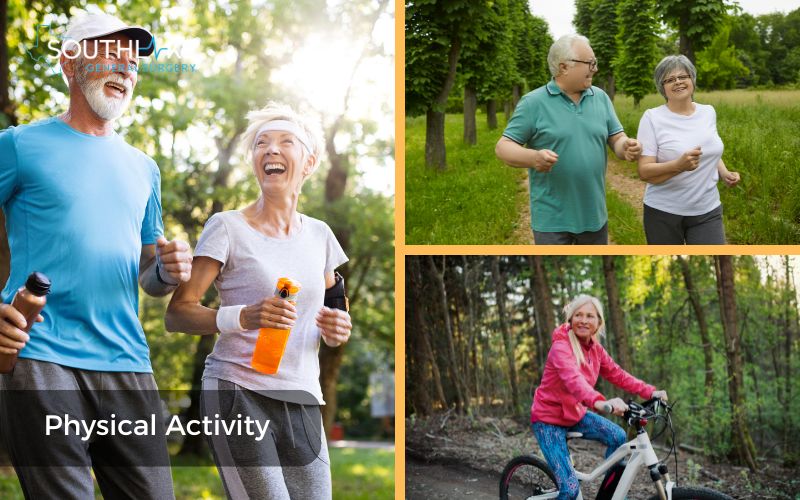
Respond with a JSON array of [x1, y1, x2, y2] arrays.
[[623, 398, 672, 428]]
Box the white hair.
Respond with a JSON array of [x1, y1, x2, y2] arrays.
[[562, 294, 605, 367], [547, 34, 590, 77], [240, 102, 324, 174]]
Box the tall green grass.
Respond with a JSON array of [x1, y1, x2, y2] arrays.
[[0, 447, 394, 500], [612, 90, 800, 244], [405, 114, 529, 244], [406, 90, 800, 244]]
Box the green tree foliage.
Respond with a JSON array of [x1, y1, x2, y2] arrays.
[[573, 0, 593, 37], [615, 0, 659, 106], [657, 0, 734, 64], [728, 13, 770, 87], [696, 23, 749, 90], [407, 255, 800, 469], [405, 0, 500, 167], [589, 0, 619, 98], [516, 13, 552, 91], [755, 9, 800, 86]]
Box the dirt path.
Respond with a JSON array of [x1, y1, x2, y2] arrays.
[[606, 157, 645, 220], [406, 458, 500, 499], [407, 413, 800, 499]]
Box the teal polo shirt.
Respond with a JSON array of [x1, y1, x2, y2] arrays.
[[502, 79, 623, 233]]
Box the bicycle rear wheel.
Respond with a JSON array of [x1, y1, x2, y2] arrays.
[[499, 455, 559, 500], [647, 486, 733, 500]]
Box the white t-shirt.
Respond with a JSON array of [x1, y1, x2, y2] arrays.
[[637, 103, 724, 216], [195, 210, 348, 404]]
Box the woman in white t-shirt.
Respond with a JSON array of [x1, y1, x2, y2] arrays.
[[165, 102, 351, 499], [637, 55, 740, 244]]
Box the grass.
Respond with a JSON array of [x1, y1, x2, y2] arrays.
[[405, 114, 530, 244], [612, 89, 800, 244], [606, 189, 646, 245], [0, 447, 394, 499], [406, 90, 800, 244]]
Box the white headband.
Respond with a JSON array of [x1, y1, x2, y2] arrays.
[[253, 120, 313, 154]]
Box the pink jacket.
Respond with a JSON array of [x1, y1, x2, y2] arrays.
[[530, 323, 656, 427]]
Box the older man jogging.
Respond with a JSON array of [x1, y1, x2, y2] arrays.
[[496, 34, 641, 245], [0, 12, 191, 499]]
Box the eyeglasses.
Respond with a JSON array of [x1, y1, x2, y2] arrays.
[[662, 74, 691, 86], [569, 58, 598, 70]]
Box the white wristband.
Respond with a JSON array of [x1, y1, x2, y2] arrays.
[[216, 305, 246, 334]]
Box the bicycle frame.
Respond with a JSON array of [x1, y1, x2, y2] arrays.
[[536, 430, 675, 500]]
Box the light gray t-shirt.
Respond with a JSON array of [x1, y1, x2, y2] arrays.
[[195, 210, 348, 404], [637, 103, 724, 216]]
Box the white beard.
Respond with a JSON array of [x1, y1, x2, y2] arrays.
[[75, 65, 132, 121]]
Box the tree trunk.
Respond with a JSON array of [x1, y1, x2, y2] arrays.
[[0, 0, 17, 127], [606, 74, 616, 101], [679, 14, 695, 65], [428, 256, 467, 412], [677, 256, 715, 447], [782, 256, 795, 465], [406, 258, 442, 415], [602, 256, 630, 369], [529, 256, 555, 372], [319, 137, 352, 435], [503, 101, 511, 123], [425, 36, 461, 169], [462, 257, 479, 407], [486, 100, 497, 130], [463, 86, 477, 145], [511, 85, 521, 110], [492, 257, 519, 409], [425, 109, 447, 170], [714, 256, 758, 471]]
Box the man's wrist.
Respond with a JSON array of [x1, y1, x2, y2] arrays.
[[155, 263, 179, 287]]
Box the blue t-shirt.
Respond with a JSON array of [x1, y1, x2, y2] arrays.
[[0, 117, 164, 372]]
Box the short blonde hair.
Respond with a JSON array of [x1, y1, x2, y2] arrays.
[[563, 294, 605, 366], [240, 102, 324, 174]]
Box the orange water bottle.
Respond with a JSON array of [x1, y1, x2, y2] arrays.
[[251, 278, 301, 374]]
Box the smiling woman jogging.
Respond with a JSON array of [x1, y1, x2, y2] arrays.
[[531, 294, 667, 500], [637, 55, 740, 244], [166, 102, 351, 499]]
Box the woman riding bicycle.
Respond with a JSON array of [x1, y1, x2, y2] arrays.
[[531, 294, 668, 500]]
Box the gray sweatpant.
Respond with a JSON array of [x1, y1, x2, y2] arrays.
[[0, 358, 175, 500], [643, 204, 726, 244], [201, 377, 331, 500]]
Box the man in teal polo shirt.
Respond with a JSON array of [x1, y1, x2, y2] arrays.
[[496, 34, 641, 244]]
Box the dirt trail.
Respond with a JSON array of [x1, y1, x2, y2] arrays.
[[406, 458, 499, 499], [515, 159, 643, 245], [406, 413, 800, 499], [606, 157, 646, 220]]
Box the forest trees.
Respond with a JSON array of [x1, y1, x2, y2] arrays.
[[406, 255, 800, 467], [406, 0, 550, 168]]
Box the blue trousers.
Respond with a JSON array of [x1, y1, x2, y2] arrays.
[[532, 412, 626, 500]]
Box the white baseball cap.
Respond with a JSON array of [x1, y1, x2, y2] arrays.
[[62, 12, 155, 57]]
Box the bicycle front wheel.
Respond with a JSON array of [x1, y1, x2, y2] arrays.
[[647, 486, 733, 500], [499, 455, 559, 500]]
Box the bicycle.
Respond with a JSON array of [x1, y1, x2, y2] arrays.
[[499, 398, 732, 500]]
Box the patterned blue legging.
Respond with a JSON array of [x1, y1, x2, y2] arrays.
[[532, 412, 626, 500]]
